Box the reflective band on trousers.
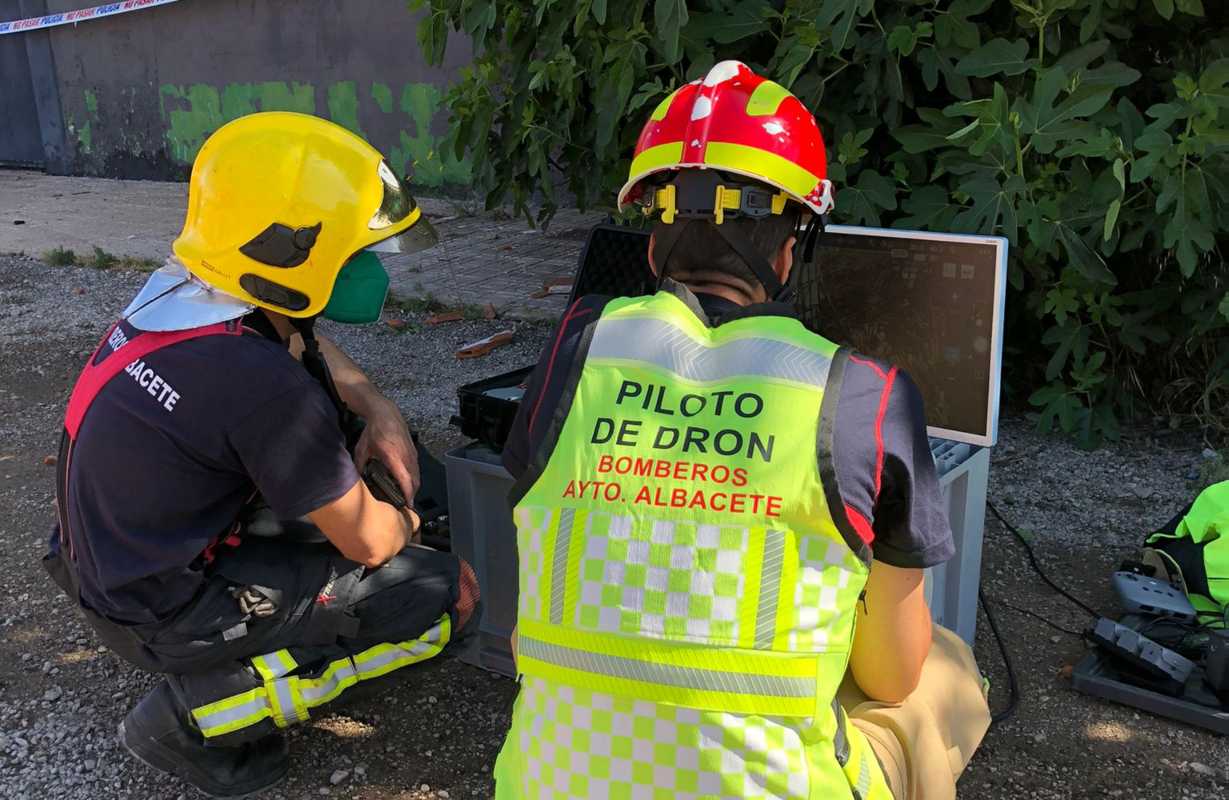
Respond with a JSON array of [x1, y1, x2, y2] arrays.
[[587, 316, 832, 387], [191, 615, 450, 738]]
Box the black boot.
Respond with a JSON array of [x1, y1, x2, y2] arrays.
[[118, 681, 289, 798]]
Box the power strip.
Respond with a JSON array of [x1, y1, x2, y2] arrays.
[[1088, 617, 1195, 693]]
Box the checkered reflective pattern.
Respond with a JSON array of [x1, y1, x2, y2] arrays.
[[786, 534, 864, 651], [508, 677, 811, 800], [576, 515, 748, 644], [516, 507, 552, 620]]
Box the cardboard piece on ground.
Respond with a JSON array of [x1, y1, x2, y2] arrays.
[[457, 330, 515, 359], [530, 277, 573, 299], [427, 310, 465, 325]]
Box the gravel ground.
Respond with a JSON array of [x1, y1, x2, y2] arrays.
[[1, 255, 1226, 799]]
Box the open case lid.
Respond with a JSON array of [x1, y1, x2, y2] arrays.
[[796, 225, 1008, 447]]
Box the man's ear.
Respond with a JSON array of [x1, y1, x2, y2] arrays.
[[647, 232, 659, 277], [775, 235, 797, 286]]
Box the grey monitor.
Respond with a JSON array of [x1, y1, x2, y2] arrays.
[[796, 225, 1008, 447]]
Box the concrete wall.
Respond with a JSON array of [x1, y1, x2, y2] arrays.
[[44, 0, 473, 188]]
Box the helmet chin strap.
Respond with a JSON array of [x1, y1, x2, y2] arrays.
[[711, 222, 785, 301], [289, 316, 355, 432], [776, 213, 827, 305]]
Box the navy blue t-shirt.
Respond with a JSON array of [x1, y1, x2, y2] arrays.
[[55, 317, 359, 624]]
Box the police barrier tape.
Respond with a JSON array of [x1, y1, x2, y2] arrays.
[[0, 0, 179, 35]]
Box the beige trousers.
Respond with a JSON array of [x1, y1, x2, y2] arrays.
[[836, 626, 991, 800]]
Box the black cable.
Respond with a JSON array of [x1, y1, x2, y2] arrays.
[[986, 502, 1102, 619], [988, 596, 1085, 638], [978, 588, 1019, 726]]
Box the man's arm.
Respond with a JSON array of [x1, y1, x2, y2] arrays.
[[308, 479, 418, 568], [835, 360, 952, 702], [850, 562, 932, 702]]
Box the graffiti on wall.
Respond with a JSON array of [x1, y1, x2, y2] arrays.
[[66, 80, 470, 187]]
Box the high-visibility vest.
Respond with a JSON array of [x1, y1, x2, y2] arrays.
[[495, 288, 893, 799], [1147, 480, 1229, 620]]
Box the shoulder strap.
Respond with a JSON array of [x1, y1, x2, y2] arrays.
[[63, 320, 241, 439]]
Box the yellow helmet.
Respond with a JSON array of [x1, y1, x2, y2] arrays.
[[172, 111, 437, 319]]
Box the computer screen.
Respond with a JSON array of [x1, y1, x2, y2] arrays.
[[796, 226, 1007, 447]]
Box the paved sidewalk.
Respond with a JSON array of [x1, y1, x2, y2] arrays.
[[0, 169, 603, 320]]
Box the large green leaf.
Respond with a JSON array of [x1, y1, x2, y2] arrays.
[[1022, 67, 1115, 153], [816, 0, 869, 54], [952, 174, 1024, 241], [892, 108, 963, 153], [1159, 170, 1217, 277], [1199, 58, 1229, 108], [1055, 223, 1117, 285], [687, 3, 769, 45], [838, 169, 898, 226], [897, 185, 956, 230], [1153, 0, 1174, 19], [594, 56, 636, 150], [955, 38, 1032, 78], [917, 47, 973, 99], [653, 0, 688, 63]]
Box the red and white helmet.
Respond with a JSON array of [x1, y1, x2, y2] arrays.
[[617, 60, 834, 217]]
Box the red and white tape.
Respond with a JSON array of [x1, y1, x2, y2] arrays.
[[0, 0, 179, 35]]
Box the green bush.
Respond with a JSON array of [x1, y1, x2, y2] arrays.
[[415, 0, 1229, 446]]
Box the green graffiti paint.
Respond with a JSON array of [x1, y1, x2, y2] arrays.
[[371, 82, 394, 114], [327, 81, 365, 136], [75, 89, 99, 154], [393, 83, 470, 187], [157, 80, 470, 186], [221, 82, 315, 120], [160, 84, 224, 163], [161, 82, 317, 163]]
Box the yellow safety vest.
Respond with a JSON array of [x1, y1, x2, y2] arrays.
[[496, 288, 892, 799]]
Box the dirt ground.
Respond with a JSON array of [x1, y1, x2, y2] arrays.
[[0, 255, 1225, 799]]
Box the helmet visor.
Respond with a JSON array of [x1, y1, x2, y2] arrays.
[[369, 160, 417, 230], [364, 215, 439, 255]]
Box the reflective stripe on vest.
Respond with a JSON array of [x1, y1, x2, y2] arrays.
[[191, 615, 450, 737], [516, 618, 834, 717], [586, 315, 833, 386]]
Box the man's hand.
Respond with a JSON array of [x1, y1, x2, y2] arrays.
[[353, 395, 421, 502]]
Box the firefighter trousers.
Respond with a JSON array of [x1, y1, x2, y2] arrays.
[[46, 536, 476, 746]]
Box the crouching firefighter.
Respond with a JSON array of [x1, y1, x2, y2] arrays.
[[46, 112, 479, 798], [494, 62, 989, 799]]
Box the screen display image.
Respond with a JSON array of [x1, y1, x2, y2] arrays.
[[795, 226, 1006, 446]]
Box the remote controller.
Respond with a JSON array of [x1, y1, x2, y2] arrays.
[[1089, 617, 1195, 691], [1112, 571, 1198, 623]]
